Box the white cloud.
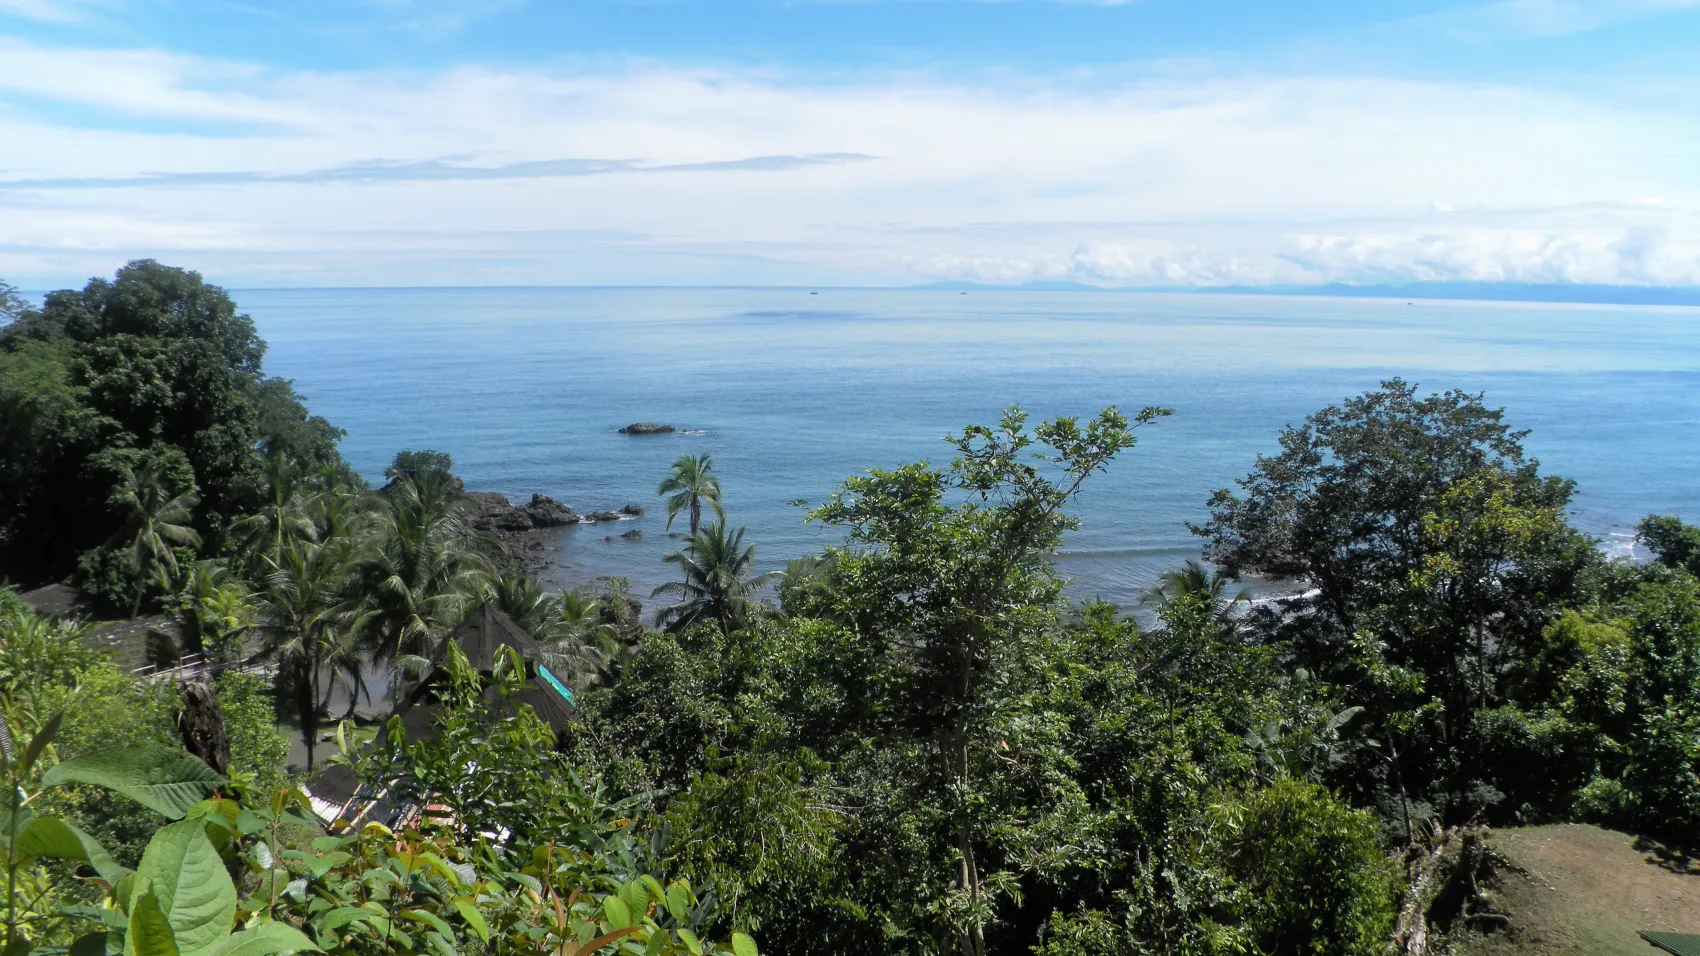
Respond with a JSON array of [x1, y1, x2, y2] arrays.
[[1416, 0, 1700, 40], [0, 39, 1698, 287]]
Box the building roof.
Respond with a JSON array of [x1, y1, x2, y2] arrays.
[[1644, 932, 1700, 956], [19, 583, 91, 618], [432, 603, 541, 672], [303, 603, 576, 829]]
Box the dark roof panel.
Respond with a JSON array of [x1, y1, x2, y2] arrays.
[[1644, 932, 1700, 956], [435, 603, 541, 672], [19, 583, 89, 618]]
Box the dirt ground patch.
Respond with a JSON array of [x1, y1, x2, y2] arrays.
[[1456, 824, 1700, 956]]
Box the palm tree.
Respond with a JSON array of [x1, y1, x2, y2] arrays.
[[658, 453, 724, 536], [651, 521, 783, 633], [179, 560, 254, 660], [486, 572, 560, 636], [107, 459, 203, 618], [250, 539, 352, 770], [1143, 559, 1250, 619], [355, 469, 487, 665], [536, 587, 629, 691], [228, 450, 314, 568]]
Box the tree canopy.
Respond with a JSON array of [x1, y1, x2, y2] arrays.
[[0, 261, 343, 600]]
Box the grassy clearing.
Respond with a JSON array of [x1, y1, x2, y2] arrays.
[[1454, 824, 1700, 956]]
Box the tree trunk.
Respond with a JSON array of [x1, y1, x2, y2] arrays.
[[177, 680, 231, 775], [301, 654, 320, 771], [954, 646, 988, 956], [690, 498, 701, 536], [958, 784, 987, 956]]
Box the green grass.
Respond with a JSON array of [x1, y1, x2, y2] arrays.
[[1453, 825, 1700, 956]]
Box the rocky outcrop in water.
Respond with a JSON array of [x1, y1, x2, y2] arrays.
[[467, 492, 580, 532], [525, 495, 578, 527], [619, 423, 675, 435], [460, 486, 644, 576]]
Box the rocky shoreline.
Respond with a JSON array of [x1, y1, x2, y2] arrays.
[[465, 490, 646, 573]]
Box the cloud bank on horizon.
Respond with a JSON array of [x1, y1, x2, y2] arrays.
[[1, 0, 1699, 289]]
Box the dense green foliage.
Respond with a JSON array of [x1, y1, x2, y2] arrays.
[[0, 261, 343, 601], [1192, 379, 1700, 846], [6, 263, 1700, 956], [0, 597, 750, 956], [571, 407, 1404, 956]]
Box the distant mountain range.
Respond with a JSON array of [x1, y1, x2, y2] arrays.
[[911, 280, 1700, 306]]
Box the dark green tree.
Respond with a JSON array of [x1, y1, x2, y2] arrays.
[[1639, 514, 1700, 578], [356, 469, 486, 662], [0, 261, 346, 586], [104, 455, 203, 617], [384, 449, 455, 484], [652, 521, 782, 633], [806, 405, 1166, 956], [1195, 380, 1596, 813]]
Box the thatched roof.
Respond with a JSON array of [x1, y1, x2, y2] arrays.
[[89, 615, 188, 673], [432, 603, 541, 672], [19, 583, 90, 618], [15, 585, 191, 673]]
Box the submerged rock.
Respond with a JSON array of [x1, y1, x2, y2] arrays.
[[583, 511, 625, 523], [621, 528, 643, 540], [619, 423, 675, 435]]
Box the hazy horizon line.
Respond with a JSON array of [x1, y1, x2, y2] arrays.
[[14, 279, 1700, 309]]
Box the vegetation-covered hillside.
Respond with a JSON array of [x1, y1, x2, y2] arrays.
[[1, 263, 1696, 956]]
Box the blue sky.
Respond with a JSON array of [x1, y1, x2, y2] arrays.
[[2, 0, 1699, 287]]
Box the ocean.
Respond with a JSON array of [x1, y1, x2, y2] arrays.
[[245, 287, 1700, 609]]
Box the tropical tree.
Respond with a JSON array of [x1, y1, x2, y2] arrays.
[[1144, 558, 1250, 619], [659, 453, 724, 536], [486, 571, 559, 634], [106, 457, 203, 618], [0, 278, 25, 323], [227, 448, 314, 568], [356, 468, 487, 665], [175, 559, 254, 660], [652, 521, 783, 633], [805, 404, 1165, 956], [541, 588, 631, 690], [250, 538, 353, 770]]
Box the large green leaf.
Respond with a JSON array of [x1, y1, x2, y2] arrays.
[[125, 889, 181, 956], [602, 895, 632, 930], [451, 900, 489, 943], [730, 932, 759, 956], [308, 907, 382, 936], [135, 821, 237, 956], [210, 922, 322, 956], [14, 815, 128, 884], [43, 746, 225, 820]]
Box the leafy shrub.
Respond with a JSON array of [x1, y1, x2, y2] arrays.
[[217, 670, 291, 794], [1229, 778, 1398, 956], [1572, 775, 1631, 825]]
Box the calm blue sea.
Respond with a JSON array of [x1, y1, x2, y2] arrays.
[[243, 288, 1700, 608]]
